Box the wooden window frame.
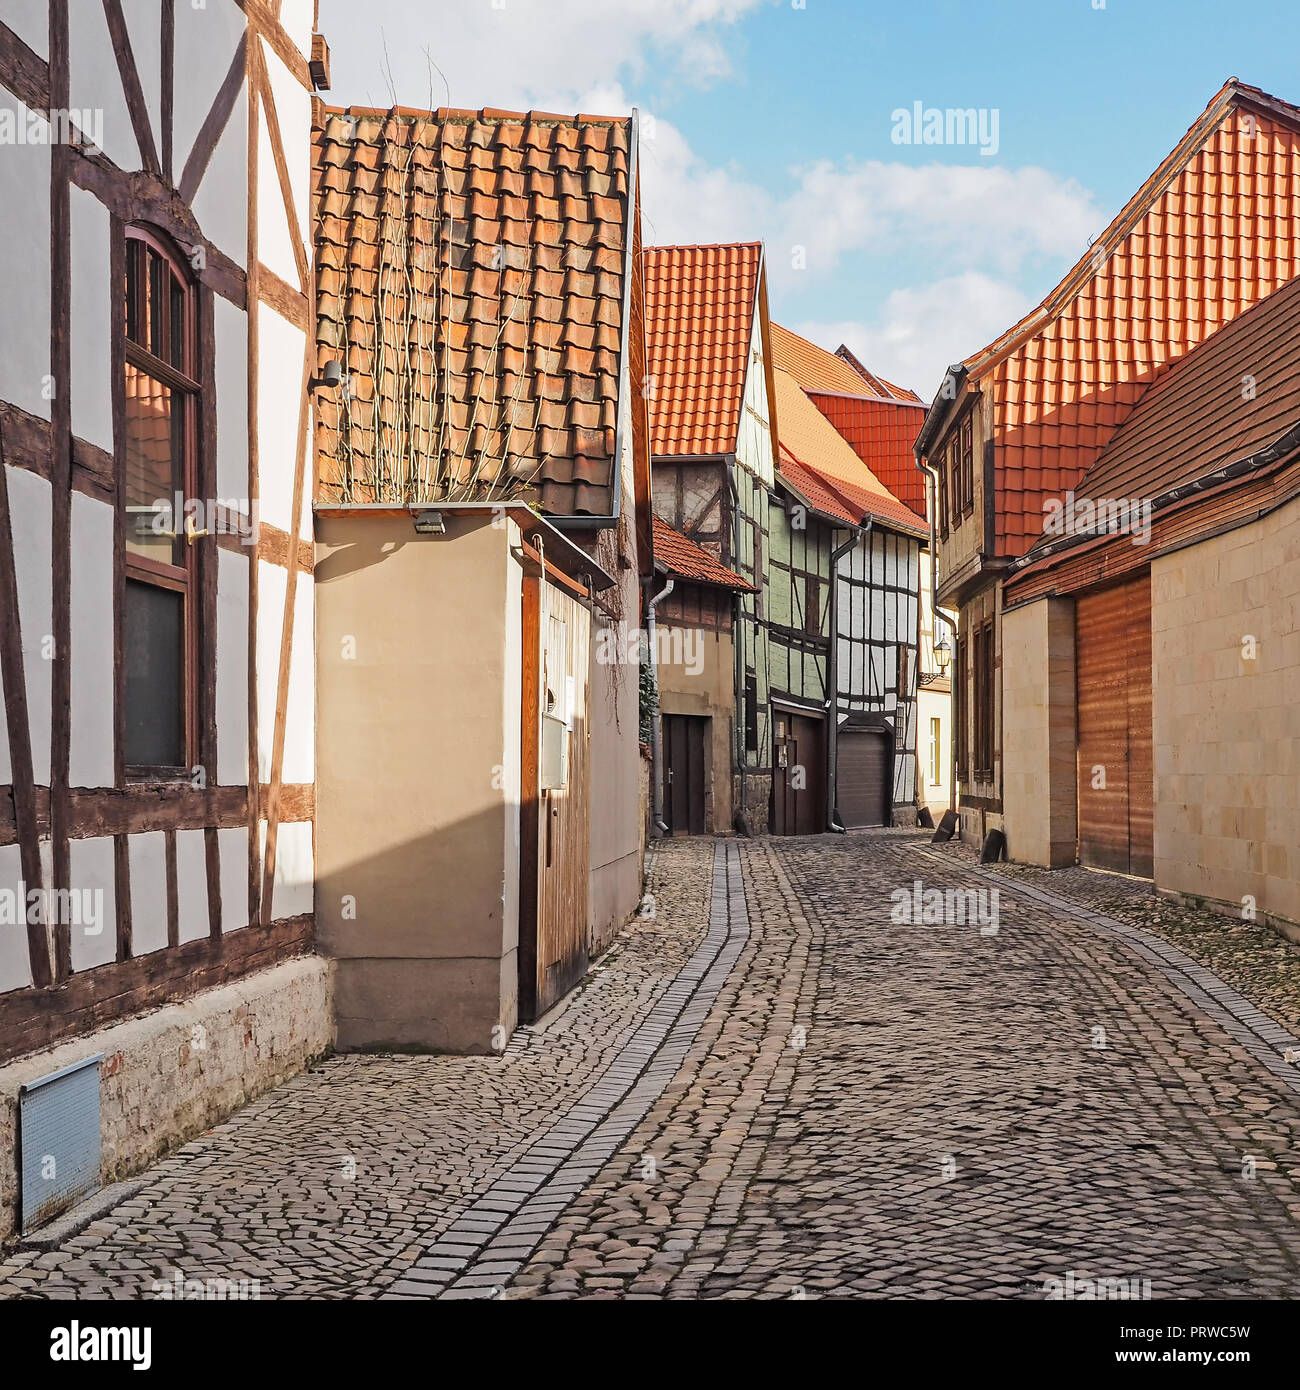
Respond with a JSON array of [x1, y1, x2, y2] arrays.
[[972, 617, 995, 778], [122, 225, 202, 780], [954, 636, 967, 779], [960, 415, 974, 516], [947, 440, 961, 531], [937, 452, 949, 540]]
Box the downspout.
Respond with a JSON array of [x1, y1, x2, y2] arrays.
[[918, 457, 959, 817], [826, 522, 864, 832], [645, 575, 673, 837], [727, 468, 748, 828]]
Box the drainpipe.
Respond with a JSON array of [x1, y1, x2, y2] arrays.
[[826, 522, 864, 832], [645, 575, 674, 837], [727, 469, 748, 829], [918, 458, 959, 818]]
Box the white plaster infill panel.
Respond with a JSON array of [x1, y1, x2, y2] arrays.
[[0, 101, 51, 419], [128, 831, 168, 955], [174, 828, 210, 944], [68, 492, 115, 789], [67, 836, 116, 973]]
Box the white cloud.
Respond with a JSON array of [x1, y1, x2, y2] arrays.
[[772, 160, 1102, 289], [794, 273, 1039, 402], [321, 0, 769, 111]]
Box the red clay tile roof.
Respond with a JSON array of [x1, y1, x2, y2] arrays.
[[771, 322, 928, 519], [642, 243, 762, 456], [939, 79, 1300, 556], [773, 367, 928, 538], [652, 515, 754, 590], [1050, 272, 1300, 517], [313, 105, 635, 516]]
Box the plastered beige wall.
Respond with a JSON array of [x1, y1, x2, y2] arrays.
[[1152, 494, 1300, 937], [315, 514, 520, 1051]]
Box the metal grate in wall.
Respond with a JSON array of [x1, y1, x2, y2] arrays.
[[19, 1054, 103, 1234]]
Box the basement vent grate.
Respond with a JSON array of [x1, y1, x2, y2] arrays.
[[19, 1054, 104, 1234]]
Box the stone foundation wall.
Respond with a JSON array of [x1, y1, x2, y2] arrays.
[[0, 955, 333, 1247]]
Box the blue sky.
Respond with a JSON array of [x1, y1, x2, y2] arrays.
[[319, 0, 1300, 397]]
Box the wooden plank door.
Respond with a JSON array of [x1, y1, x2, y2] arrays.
[[664, 714, 707, 835], [1076, 573, 1152, 876], [771, 710, 826, 836]]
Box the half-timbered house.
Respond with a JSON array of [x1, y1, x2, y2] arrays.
[[768, 329, 930, 827], [642, 242, 779, 834], [0, 0, 326, 1241]]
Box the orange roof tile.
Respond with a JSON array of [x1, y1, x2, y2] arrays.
[[773, 367, 928, 537], [313, 105, 635, 516], [934, 79, 1300, 556], [772, 322, 928, 520], [642, 243, 762, 456], [652, 515, 754, 590]]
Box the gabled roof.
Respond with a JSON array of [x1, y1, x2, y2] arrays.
[[918, 78, 1300, 556], [771, 322, 928, 520], [313, 105, 636, 517], [1047, 272, 1300, 518], [642, 242, 762, 456], [773, 367, 928, 537], [835, 345, 924, 404], [652, 515, 754, 590]]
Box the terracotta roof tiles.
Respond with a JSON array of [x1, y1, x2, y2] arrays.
[[643, 243, 762, 457], [652, 515, 754, 590], [941, 80, 1300, 555], [313, 105, 635, 515], [773, 367, 928, 538]]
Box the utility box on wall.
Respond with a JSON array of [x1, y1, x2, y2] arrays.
[[541, 713, 569, 790], [19, 1055, 103, 1234]]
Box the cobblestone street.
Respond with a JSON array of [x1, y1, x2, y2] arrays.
[[4, 832, 1300, 1300]]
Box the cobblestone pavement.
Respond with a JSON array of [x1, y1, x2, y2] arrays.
[[3, 832, 1300, 1300]]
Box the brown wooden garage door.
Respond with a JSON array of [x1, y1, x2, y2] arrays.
[[1076, 573, 1153, 877], [837, 728, 890, 828]]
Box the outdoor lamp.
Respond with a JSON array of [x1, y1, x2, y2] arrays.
[[934, 634, 952, 672]]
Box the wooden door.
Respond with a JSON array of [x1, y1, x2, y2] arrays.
[[772, 710, 826, 836], [664, 714, 707, 835], [519, 577, 591, 1021], [1076, 573, 1153, 877], [837, 727, 890, 828]]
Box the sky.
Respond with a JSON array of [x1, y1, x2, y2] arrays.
[[317, 0, 1300, 400]]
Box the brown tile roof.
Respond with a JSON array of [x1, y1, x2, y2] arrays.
[[643, 243, 762, 456], [652, 515, 754, 590], [773, 367, 928, 538], [1049, 271, 1300, 516], [835, 344, 924, 403], [771, 322, 874, 398], [313, 105, 635, 516], [932, 79, 1300, 556]]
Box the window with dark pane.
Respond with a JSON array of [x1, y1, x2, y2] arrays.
[[121, 226, 200, 774]]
